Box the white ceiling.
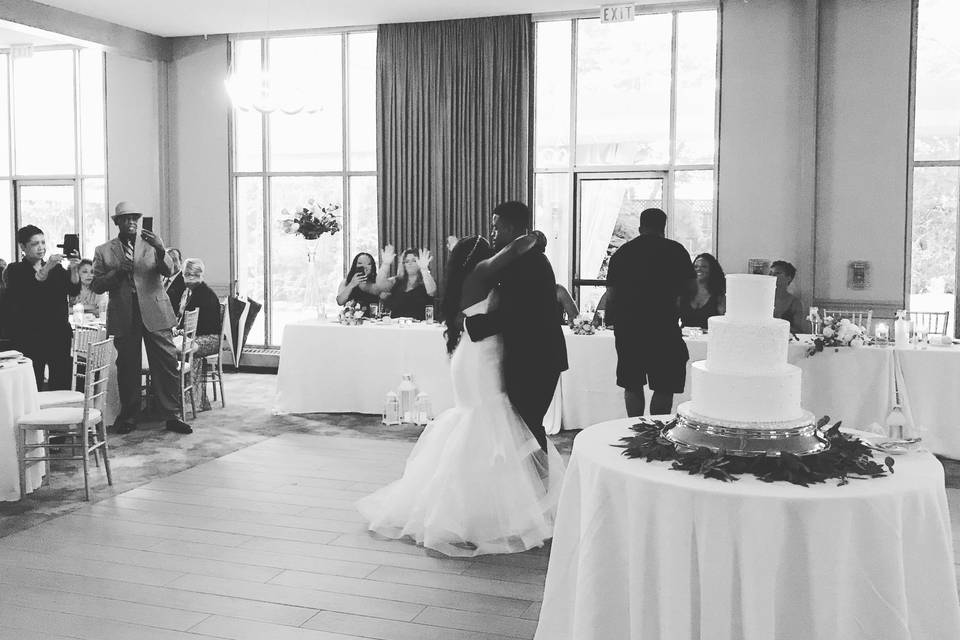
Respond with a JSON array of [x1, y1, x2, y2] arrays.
[[36, 0, 619, 37]]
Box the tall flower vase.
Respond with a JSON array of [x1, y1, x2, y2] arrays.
[[303, 237, 323, 319]]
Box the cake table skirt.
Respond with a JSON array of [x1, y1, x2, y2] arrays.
[[535, 419, 960, 640]]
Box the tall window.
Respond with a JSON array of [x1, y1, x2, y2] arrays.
[[534, 9, 719, 310], [911, 0, 959, 337], [231, 32, 378, 346], [0, 48, 107, 262]]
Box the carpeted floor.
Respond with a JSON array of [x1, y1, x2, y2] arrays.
[[0, 372, 580, 538]]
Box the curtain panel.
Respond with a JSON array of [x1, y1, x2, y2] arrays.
[[376, 14, 533, 301]]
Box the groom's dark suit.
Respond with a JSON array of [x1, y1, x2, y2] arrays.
[[465, 250, 568, 451]]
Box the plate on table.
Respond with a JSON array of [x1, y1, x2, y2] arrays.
[[0, 350, 23, 360], [854, 432, 924, 455]]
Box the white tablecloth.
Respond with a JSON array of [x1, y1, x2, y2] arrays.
[[275, 321, 454, 415], [536, 419, 960, 640], [558, 330, 810, 431], [0, 360, 44, 501]]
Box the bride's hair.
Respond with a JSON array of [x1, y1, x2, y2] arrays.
[[443, 235, 493, 354]]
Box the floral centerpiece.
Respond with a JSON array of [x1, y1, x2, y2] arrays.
[[339, 300, 368, 326], [570, 318, 596, 336], [280, 200, 341, 241], [809, 316, 870, 355]]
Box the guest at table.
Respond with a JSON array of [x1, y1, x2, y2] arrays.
[[164, 248, 185, 309], [336, 252, 380, 312], [556, 284, 579, 326], [174, 258, 221, 410], [678, 253, 726, 329], [770, 260, 805, 334], [376, 245, 437, 320], [605, 208, 695, 417], [4, 224, 81, 389], [70, 259, 105, 316], [0, 258, 8, 339]]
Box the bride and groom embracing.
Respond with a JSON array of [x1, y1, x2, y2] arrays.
[[356, 201, 569, 557]]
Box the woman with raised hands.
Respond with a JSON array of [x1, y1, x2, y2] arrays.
[[376, 245, 437, 320]]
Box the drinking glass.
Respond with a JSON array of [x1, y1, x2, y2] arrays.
[[424, 305, 434, 324]]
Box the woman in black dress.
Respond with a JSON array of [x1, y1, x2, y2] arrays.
[[4, 225, 81, 389], [336, 252, 380, 314], [376, 245, 437, 320], [678, 253, 726, 330]]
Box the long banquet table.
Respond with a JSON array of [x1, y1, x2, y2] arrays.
[[535, 419, 960, 640], [275, 320, 960, 458], [0, 358, 44, 501]]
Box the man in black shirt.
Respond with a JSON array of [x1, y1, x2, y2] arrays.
[[605, 208, 696, 417]]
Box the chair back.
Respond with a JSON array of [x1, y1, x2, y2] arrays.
[[215, 299, 228, 366], [82, 337, 114, 424], [72, 325, 107, 391], [908, 310, 950, 336], [822, 308, 873, 333], [180, 308, 199, 380]]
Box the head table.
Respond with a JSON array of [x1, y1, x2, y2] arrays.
[[0, 359, 43, 501], [274, 320, 960, 460], [535, 419, 960, 640]]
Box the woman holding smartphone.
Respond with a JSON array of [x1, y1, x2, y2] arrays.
[[4, 224, 80, 389], [336, 252, 381, 311]]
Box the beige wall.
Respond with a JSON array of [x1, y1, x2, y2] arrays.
[[717, 0, 819, 312], [814, 0, 913, 309], [167, 36, 231, 293], [105, 53, 162, 237]]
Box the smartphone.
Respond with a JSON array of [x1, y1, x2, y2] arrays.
[[57, 233, 80, 258], [142, 216, 154, 233]]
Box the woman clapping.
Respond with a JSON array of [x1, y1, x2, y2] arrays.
[[376, 245, 437, 320]]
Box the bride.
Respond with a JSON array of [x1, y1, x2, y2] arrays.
[[356, 233, 565, 557]]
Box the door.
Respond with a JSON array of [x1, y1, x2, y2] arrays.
[[15, 180, 78, 257], [574, 172, 665, 312]]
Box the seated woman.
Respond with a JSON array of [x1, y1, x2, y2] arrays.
[[770, 260, 806, 334], [376, 245, 437, 320], [678, 253, 726, 329], [555, 284, 579, 326], [174, 258, 222, 409], [336, 252, 380, 314], [70, 259, 105, 316]]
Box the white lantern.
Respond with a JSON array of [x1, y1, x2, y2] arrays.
[[382, 391, 400, 425], [414, 392, 432, 426], [397, 374, 418, 424]]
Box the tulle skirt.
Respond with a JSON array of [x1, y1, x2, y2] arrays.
[[356, 393, 565, 557]]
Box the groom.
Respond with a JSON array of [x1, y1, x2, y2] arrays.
[[465, 201, 568, 451]]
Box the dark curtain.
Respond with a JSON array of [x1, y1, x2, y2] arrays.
[[376, 14, 533, 299]]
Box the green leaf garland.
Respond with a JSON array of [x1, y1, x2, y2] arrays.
[[615, 418, 894, 487]]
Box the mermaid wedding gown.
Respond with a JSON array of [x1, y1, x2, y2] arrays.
[[356, 293, 565, 557]]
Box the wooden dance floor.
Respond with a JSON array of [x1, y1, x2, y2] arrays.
[[0, 434, 546, 639]]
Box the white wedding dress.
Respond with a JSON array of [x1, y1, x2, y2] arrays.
[[356, 293, 565, 557]]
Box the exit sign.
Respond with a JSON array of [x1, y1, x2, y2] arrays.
[[601, 3, 635, 23]]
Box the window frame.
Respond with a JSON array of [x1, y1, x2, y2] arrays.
[[532, 5, 721, 304], [906, 0, 960, 337], [0, 45, 108, 259], [228, 30, 378, 347]]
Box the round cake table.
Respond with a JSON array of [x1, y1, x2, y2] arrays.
[[535, 419, 960, 640], [0, 359, 43, 501]]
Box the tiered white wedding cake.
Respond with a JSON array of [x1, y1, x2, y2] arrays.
[[668, 274, 824, 455]]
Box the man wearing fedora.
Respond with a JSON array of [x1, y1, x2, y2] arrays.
[[91, 202, 192, 434]]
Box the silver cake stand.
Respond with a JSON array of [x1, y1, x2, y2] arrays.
[[665, 406, 829, 456]]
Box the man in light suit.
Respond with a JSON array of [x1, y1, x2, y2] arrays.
[[92, 202, 192, 434]]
